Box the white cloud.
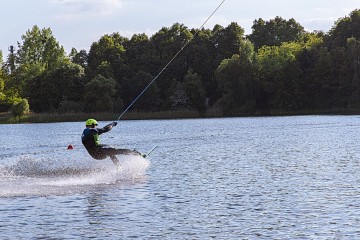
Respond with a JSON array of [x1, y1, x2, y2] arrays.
[[302, 17, 338, 32], [52, 0, 123, 19]]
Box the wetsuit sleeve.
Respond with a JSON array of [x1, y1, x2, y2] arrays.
[[96, 123, 114, 134]]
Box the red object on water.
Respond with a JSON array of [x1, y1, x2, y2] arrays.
[[67, 144, 74, 150]]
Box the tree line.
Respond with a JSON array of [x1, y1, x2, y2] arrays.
[[0, 9, 360, 117]]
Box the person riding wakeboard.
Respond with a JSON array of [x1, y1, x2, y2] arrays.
[[81, 118, 142, 166]]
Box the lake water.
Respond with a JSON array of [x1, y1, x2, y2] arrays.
[[1, 116, 360, 239]]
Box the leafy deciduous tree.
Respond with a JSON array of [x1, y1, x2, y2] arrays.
[[216, 40, 259, 114], [11, 98, 30, 121], [129, 71, 160, 112], [16, 25, 67, 69], [249, 17, 305, 50], [87, 33, 127, 79], [327, 9, 360, 48], [84, 74, 117, 112], [70, 48, 88, 69], [183, 69, 206, 112]]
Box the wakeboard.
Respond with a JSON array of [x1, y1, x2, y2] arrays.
[[142, 145, 157, 158], [126, 145, 157, 158]]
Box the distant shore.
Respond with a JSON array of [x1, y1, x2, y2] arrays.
[[1, 108, 360, 124], [1, 110, 214, 124]]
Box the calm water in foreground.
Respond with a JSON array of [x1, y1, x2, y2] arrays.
[[1, 116, 360, 239]]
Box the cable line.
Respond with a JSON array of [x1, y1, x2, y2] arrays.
[[116, 0, 226, 122]]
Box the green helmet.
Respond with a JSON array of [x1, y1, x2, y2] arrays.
[[85, 118, 98, 126]]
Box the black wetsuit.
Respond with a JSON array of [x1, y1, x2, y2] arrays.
[[81, 123, 139, 160]]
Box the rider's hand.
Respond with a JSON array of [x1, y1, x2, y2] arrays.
[[112, 121, 118, 126]]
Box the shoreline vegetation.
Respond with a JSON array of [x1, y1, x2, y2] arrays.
[[1, 108, 360, 124], [0, 9, 360, 123], [1, 10, 360, 121]]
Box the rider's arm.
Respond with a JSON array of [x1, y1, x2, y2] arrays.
[[97, 122, 117, 134]]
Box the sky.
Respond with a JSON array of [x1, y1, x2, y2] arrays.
[[1, 0, 359, 56]]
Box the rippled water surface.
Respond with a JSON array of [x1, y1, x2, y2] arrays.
[[1, 116, 360, 239]]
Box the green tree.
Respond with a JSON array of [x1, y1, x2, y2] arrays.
[[69, 48, 88, 69], [17, 63, 46, 112], [249, 17, 305, 50], [0, 50, 4, 94], [20, 62, 84, 112], [212, 22, 245, 66], [120, 34, 160, 109], [1, 50, 26, 112], [87, 33, 128, 112], [308, 47, 334, 109], [47, 62, 85, 112], [151, 23, 193, 98], [87, 33, 127, 79], [347, 37, 360, 106], [327, 9, 360, 48], [0, 51, 7, 110], [295, 32, 326, 109], [16, 25, 67, 69], [4, 25, 71, 112], [11, 98, 30, 121], [315, 10, 360, 109], [84, 74, 117, 112], [215, 40, 259, 114], [183, 69, 206, 112], [187, 28, 217, 105], [123, 34, 159, 76], [92, 61, 114, 79], [258, 41, 303, 110], [128, 71, 160, 111], [169, 82, 189, 110]]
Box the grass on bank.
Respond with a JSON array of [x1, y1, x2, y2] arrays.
[[0, 109, 223, 124], [1, 107, 360, 124]]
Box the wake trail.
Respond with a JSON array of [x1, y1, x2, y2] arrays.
[[0, 154, 150, 197]]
